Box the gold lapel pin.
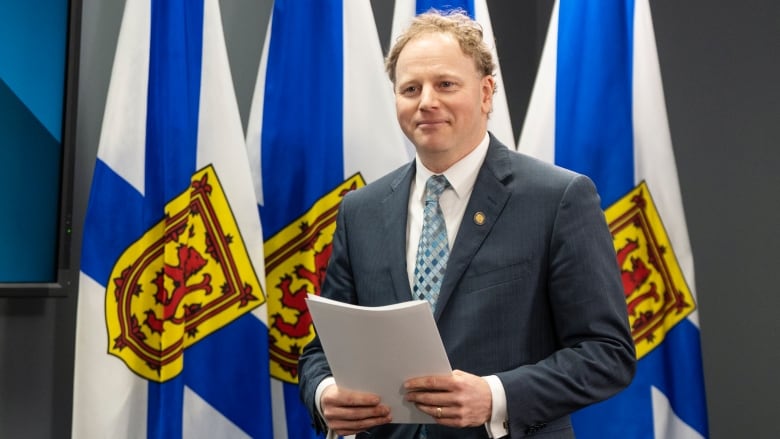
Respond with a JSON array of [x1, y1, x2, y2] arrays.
[[473, 211, 486, 225]]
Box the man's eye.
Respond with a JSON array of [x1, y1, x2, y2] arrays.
[[440, 81, 453, 88], [401, 86, 418, 95]]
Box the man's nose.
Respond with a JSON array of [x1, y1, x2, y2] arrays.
[[419, 86, 439, 109]]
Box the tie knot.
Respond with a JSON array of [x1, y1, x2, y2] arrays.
[[425, 175, 449, 202]]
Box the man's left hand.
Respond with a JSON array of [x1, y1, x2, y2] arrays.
[[404, 369, 493, 428]]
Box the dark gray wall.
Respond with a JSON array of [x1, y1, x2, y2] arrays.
[[650, 1, 780, 436], [1, 0, 778, 437]]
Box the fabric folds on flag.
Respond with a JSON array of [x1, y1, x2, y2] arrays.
[[390, 0, 515, 148], [518, 1, 708, 437], [73, 0, 273, 437], [244, 1, 409, 437]]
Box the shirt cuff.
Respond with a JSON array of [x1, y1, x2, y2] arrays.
[[315, 376, 337, 417], [483, 375, 509, 438]]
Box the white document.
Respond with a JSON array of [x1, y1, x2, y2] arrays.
[[306, 294, 452, 424]]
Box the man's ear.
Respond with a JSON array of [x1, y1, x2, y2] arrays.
[[481, 75, 496, 114]]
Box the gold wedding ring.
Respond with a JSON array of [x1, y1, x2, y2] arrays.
[[436, 407, 442, 418]]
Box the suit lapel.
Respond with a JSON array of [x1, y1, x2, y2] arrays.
[[434, 138, 512, 320], [381, 163, 416, 304]]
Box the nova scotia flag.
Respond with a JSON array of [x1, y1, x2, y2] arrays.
[[519, 1, 709, 437], [73, 0, 273, 437], [245, 1, 408, 437]]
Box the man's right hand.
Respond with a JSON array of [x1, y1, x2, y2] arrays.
[[320, 384, 392, 436]]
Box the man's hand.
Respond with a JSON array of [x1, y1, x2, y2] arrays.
[[320, 384, 392, 436], [404, 369, 493, 428]]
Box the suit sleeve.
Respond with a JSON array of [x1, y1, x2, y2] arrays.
[[498, 175, 636, 432], [298, 194, 357, 433]]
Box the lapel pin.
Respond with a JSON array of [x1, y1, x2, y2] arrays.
[[473, 211, 486, 225]]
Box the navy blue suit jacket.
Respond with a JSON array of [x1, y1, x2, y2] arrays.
[[299, 136, 636, 438]]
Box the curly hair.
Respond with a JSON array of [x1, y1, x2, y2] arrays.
[[385, 9, 496, 88]]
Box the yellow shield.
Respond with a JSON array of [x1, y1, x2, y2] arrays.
[[605, 181, 695, 359], [264, 173, 365, 383], [105, 165, 265, 382]]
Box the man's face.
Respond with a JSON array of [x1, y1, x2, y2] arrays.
[[394, 32, 494, 172]]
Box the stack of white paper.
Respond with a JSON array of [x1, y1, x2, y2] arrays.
[[306, 294, 452, 424]]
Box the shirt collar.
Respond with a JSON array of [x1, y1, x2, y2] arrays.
[[414, 132, 490, 201]]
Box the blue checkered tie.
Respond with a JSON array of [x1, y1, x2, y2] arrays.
[[413, 175, 450, 312]]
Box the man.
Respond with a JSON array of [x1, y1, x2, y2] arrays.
[[299, 10, 635, 438]]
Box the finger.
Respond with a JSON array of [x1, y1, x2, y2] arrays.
[[404, 388, 453, 407], [404, 374, 453, 391], [326, 412, 393, 435], [416, 404, 453, 423], [322, 387, 382, 408], [418, 404, 474, 429], [324, 404, 390, 422]]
